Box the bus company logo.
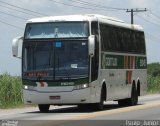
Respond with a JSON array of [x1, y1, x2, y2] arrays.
[[102, 54, 118, 69], [106, 57, 118, 67], [36, 82, 48, 87]]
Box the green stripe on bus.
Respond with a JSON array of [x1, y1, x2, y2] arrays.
[[101, 53, 147, 69]]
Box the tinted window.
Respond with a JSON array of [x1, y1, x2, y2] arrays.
[[100, 23, 146, 54]]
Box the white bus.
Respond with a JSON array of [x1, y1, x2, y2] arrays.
[[12, 14, 147, 112]]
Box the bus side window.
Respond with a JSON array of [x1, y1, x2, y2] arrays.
[[128, 30, 132, 53], [131, 30, 136, 53], [118, 28, 124, 52], [110, 26, 115, 51], [91, 21, 98, 35], [114, 27, 119, 51], [135, 32, 140, 53], [140, 32, 146, 54]]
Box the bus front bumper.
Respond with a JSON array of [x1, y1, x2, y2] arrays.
[[23, 88, 92, 105]]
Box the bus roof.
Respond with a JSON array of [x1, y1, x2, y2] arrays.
[[27, 14, 144, 31]]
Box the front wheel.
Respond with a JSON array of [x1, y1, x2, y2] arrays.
[[94, 88, 105, 110], [38, 104, 50, 112]]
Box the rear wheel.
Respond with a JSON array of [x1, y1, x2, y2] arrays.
[[127, 84, 138, 106], [118, 84, 138, 106], [38, 104, 50, 112]]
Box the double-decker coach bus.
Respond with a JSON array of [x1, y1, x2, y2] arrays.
[[12, 14, 147, 112]]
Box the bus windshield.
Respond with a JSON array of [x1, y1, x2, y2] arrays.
[[25, 22, 89, 39], [23, 41, 89, 80]]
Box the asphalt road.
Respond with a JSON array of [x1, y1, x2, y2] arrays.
[[0, 94, 160, 126]]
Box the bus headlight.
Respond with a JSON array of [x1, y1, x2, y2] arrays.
[[73, 84, 89, 90], [82, 84, 88, 88], [23, 85, 35, 90], [24, 85, 28, 90]]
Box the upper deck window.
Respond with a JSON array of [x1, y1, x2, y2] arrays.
[[25, 22, 89, 39]]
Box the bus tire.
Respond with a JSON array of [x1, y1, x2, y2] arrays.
[[118, 84, 138, 106], [38, 104, 50, 112], [95, 87, 105, 110], [126, 84, 138, 106]]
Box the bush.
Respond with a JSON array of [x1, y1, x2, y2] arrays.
[[0, 73, 22, 108], [147, 75, 160, 93], [147, 63, 160, 93], [148, 63, 160, 77]]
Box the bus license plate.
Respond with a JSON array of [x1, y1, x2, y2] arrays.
[[50, 96, 61, 100]]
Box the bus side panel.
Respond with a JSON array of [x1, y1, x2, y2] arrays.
[[99, 69, 131, 101]]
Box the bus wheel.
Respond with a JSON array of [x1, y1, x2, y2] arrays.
[[95, 88, 105, 110], [126, 84, 138, 106], [118, 85, 138, 106], [38, 104, 50, 112]]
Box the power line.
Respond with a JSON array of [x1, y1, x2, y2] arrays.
[[136, 14, 160, 27], [68, 0, 127, 11], [50, 0, 123, 11], [0, 19, 24, 30], [146, 32, 160, 42], [0, 10, 27, 20], [148, 10, 160, 20], [50, 0, 102, 11], [0, 0, 47, 16], [143, 12, 160, 24], [0, 4, 39, 17]]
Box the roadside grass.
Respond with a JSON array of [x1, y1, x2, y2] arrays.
[[0, 73, 23, 109], [147, 75, 160, 94]]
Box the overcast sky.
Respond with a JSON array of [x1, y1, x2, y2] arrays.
[[0, 0, 160, 75]]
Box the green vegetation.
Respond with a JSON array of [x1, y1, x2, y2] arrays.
[[0, 73, 22, 109], [147, 62, 160, 93]]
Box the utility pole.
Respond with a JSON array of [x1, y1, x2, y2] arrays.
[[126, 8, 147, 24]]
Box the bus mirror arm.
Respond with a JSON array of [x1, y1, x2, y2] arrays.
[[88, 35, 95, 57], [12, 36, 23, 58]]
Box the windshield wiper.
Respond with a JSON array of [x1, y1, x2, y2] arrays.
[[63, 67, 71, 81], [56, 49, 71, 81]]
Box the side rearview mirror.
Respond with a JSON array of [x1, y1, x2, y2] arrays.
[[12, 36, 23, 59], [88, 35, 95, 56]]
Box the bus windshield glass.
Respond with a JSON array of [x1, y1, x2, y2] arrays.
[[25, 22, 89, 39], [23, 41, 89, 80]]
